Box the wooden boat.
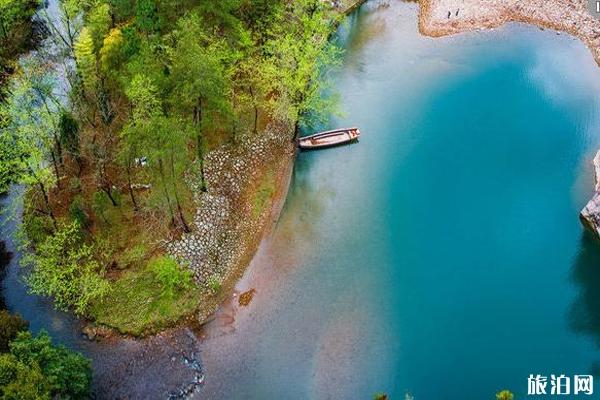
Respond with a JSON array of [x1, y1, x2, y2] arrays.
[[298, 127, 360, 150]]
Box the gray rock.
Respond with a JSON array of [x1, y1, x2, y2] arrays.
[[581, 149, 600, 238]]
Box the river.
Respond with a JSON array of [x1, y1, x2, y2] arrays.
[[197, 1, 600, 399], [4, 0, 600, 399]]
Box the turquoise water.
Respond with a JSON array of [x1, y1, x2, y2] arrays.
[[199, 2, 600, 399]]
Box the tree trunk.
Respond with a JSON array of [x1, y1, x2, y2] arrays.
[[293, 119, 300, 142], [158, 159, 175, 227], [194, 97, 203, 159], [102, 186, 118, 206], [99, 161, 118, 206], [169, 152, 190, 233], [193, 97, 207, 192], [33, 174, 57, 230]]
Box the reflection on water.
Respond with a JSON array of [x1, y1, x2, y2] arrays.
[[273, 154, 332, 256], [570, 232, 600, 376]]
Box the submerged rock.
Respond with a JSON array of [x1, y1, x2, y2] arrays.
[[581, 150, 600, 238]]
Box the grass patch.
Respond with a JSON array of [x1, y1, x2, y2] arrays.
[[252, 169, 275, 219], [90, 257, 201, 336]]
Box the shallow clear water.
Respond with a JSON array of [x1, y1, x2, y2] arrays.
[[199, 2, 600, 399]]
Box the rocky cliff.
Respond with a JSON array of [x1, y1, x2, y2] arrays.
[[580, 150, 600, 237]]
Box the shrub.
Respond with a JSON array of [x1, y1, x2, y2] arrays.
[[149, 256, 192, 298], [22, 213, 53, 246], [23, 221, 110, 315], [0, 311, 28, 353], [68, 195, 89, 228]]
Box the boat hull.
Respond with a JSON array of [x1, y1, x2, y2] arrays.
[[298, 128, 360, 150]]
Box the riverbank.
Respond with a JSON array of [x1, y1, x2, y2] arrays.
[[419, 0, 600, 65], [167, 122, 296, 326]]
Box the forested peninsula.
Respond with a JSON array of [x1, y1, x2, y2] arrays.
[[0, 0, 344, 337]]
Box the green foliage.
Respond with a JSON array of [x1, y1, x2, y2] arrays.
[[23, 221, 111, 315], [373, 394, 388, 400], [0, 0, 38, 70], [0, 311, 28, 353], [6, 0, 343, 335], [100, 27, 125, 72], [68, 195, 89, 227], [168, 11, 233, 122], [90, 262, 200, 335], [109, 0, 134, 22], [120, 24, 141, 60], [496, 390, 514, 400], [118, 243, 147, 269], [1, 57, 60, 216], [125, 73, 161, 121], [135, 0, 162, 34], [149, 256, 192, 298], [0, 354, 51, 400], [91, 190, 111, 222], [86, 2, 111, 49], [0, 132, 20, 193], [2, 331, 92, 399], [59, 111, 80, 158], [74, 27, 98, 93], [21, 211, 54, 245], [263, 0, 342, 130]]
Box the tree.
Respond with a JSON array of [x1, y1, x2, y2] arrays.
[[2, 330, 92, 399], [0, 0, 37, 42], [99, 27, 124, 73], [167, 12, 233, 189], [85, 2, 111, 50], [263, 0, 342, 136], [0, 59, 61, 226], [0, 354, 51, 400], [0, 0, 38, 74], [74, 26, 98, 93], [59, 111, 83, 174], [0, 311, 28, 353], [135, 0, 162, 35], [22, 221, 110, 315], [123, 74, 191, 230]]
